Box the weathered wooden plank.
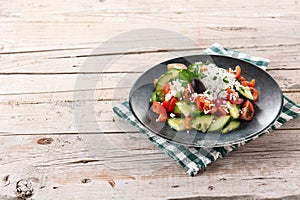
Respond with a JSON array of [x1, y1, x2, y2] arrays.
[[0, 0, 299, 199], [0, 130, 299, 199], [0, 0, 299, 54], [0, 44, 300, 75], [0, 94, 298, 134], [0, 70, 298, 98]]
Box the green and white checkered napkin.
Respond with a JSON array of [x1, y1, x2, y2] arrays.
[[113, 43, 300, 176]]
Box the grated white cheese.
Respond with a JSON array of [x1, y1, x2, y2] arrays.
[[165, 79, 185, 101], [170, 113, 176, 118], [199, 62, 240, 100]]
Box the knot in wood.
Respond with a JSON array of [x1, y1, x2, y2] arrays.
[[37, 137, 54, 145]]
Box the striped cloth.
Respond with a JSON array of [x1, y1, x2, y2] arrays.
[[113, 43, 300, 176]]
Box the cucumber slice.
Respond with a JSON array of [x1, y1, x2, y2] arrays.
[[150, 90, 164, 103], [155, 69, 180, 91], [207, 116, 231, 132], [174, 101, 198, 116], [191, 115, 214, 133], [238, 85, 254, 101], [222, 120, 241, 134], [226, 101, 240, 119], [167, 118, 187, 131]]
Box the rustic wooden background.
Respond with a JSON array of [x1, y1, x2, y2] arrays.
[[0, 0, 299, 199]]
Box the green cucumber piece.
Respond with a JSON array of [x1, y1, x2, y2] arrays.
[[222, 120, 241, 134], [238, 85, 254, 101], [226, 101, 240, 119], [167, 118, 187, 131], [174, 101, 198, 116], [207, 116, 231, 132], [150, 90, 164, 103], [155, 69, 180, 91], [191, 115, 214, 133]]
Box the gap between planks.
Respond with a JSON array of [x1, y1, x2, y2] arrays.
[[1, 43, 299, 57]]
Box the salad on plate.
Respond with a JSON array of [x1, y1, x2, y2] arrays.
[[150, 61, 259, 134]]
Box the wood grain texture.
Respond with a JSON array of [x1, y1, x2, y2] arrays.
[[0, 0, 299, 199]]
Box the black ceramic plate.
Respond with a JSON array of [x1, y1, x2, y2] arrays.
[[129, 55, 283, 147]]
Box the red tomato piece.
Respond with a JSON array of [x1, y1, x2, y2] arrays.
[[235, 65, 241, 79], [162, 100, 170, 110], [168, 97, 178, 113], [241, 79, 256, 87], [196, 96, 205, 112], [249, 79, 256, 87], [226, 87, 244, 104], [240, 100, 255, 121], [152, 102, 168, 122], [250, 87, 259, 102]]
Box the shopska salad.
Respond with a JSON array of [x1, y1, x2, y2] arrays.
[[150, 61, 259, 134]]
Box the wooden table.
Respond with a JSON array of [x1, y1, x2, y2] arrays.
[[0, 1, 299, 199]]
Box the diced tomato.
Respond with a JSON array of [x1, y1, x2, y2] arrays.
[[185, 115, 192, 130], [152, 102, 168, 122], [164, 83, 170, 95], [162, 100, 170, 110], [196, 96, 205, 112], [226, 87, 244, 104], [168, 97, 178, 113], [196, 96, 219, 114], [241, 79, 256, 87], [240, 100, 255, 121], [235, 65, 241, 79], [250, 87, 259, 102]]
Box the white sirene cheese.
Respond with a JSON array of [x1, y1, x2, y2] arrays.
[[199, 63, 240, 100]]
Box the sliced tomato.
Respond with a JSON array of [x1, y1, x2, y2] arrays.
[[168, 97, 178, 113], [152, 102, 168, 122], [250, 87, 259, 102], [162, 100, 170, 110], [164, 83, 170, 95], [235, 65, 241, 79], [240, 100, 255, 121]]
